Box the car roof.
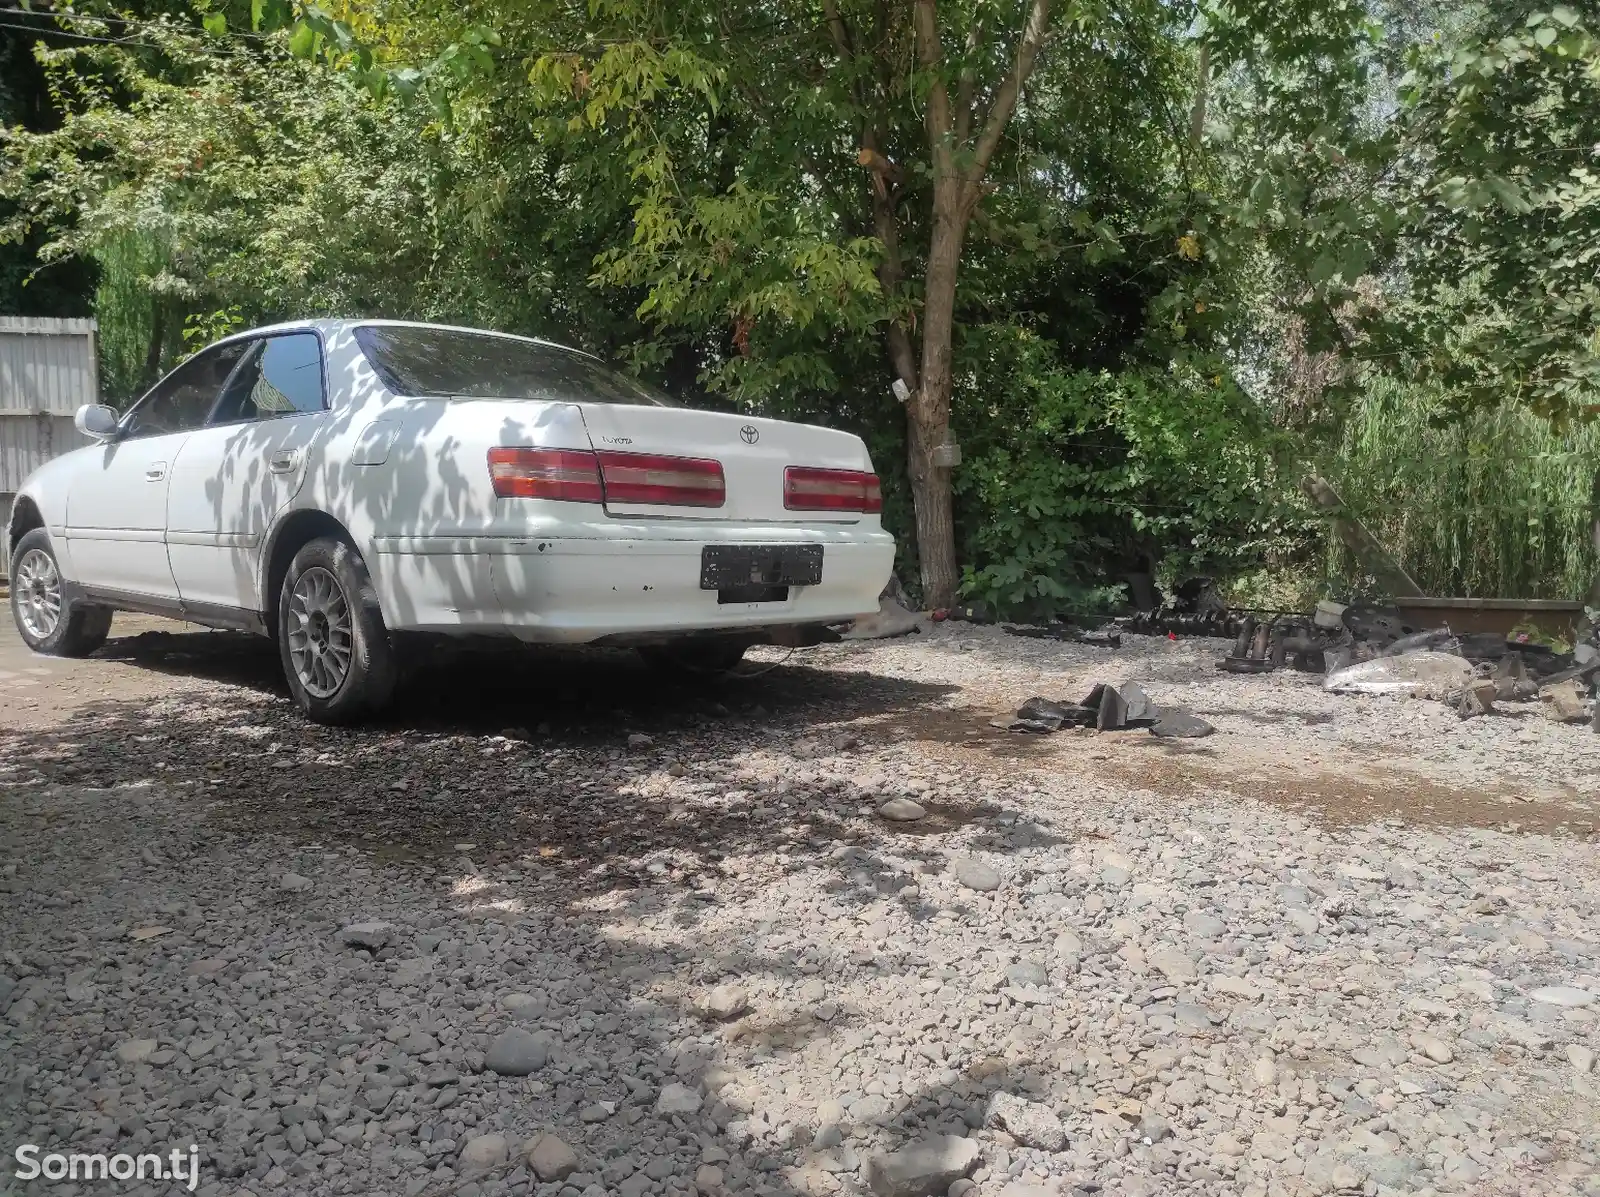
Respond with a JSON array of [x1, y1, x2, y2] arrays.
[[211, 318, 595, 359]]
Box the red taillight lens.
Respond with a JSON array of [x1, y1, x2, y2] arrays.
[[597, 451, 725, 508], [488, 447, 604, 502], [489, 447, 725, 507], [784, 466, 882, 513]]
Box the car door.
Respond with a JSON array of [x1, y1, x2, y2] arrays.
[[64, 341, 248, 600], [166, 331, 329, 613]]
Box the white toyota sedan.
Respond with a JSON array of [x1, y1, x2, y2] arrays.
[[6, 320, 896, 721]]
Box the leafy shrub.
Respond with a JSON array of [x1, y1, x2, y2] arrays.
[[951, 323, 1300, 617]]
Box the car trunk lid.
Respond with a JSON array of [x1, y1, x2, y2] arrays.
[[575, 403, 871, 522]]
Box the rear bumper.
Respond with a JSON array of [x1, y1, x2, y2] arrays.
[[366, 530, 895, 642]]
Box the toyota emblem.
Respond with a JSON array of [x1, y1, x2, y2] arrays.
[[740, 425, 759, 444]]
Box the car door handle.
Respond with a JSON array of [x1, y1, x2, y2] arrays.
[[145, 462, 167, 482], [268, 449, 300, 474]]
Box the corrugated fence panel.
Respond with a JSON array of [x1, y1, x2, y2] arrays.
[[0, 317, 98, 415], [0, 413, 92, 494]]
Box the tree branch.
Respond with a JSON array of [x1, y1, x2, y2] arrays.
[[968, 0, 1051, 180], [954, 18, 982, 146], [912, 0, 956, 177]]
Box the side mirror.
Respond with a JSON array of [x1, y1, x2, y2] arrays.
[[75, 403, 121, 442]]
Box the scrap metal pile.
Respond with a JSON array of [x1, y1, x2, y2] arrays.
[[996, 681, 1215, 739], [1138, 595, 1600, 730], [985, 575, 1598, 733]]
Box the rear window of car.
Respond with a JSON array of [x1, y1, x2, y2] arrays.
[[354, 325, 677, 406]]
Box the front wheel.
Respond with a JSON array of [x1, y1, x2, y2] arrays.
[[277, 537, 396, 724], [9, 528, 112, 657]]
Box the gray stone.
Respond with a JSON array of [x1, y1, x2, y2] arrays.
[[1149, 948, 1197, 983], [865, 1136, 982, 1197], [879, 798, 928, 822], [1100, 864, 1132, 887], [952, 858, 1001, 892], [524, 1134, 579, 1182], [1150, 709, 1214, 738], [1569, 1044, 1596, 1074], [459, 1134, 508, 1173], [813, 1124, 844, 1149], [1174, 1002, 1214, 1028], [1004, 961, 1047, 988], [1417, 1035, 1454, 1064], [1530, 985, 1594, 1008], [502, 991, 549, 1018], [1361, 1153, 1422, 1188], [279, 872, 312, 892], [1183, 910, 1225, 938], [656, 1082, 702, 1116], [1137, 1114, 1170, 1143], [987, 1092, 1066, 1151], [114, 1038, 157, 1065], [339, 922, 391, 950], [627, 733, 654, 749], [1285, 908, 1319, 936], [702, 984, 749, 1021], [485, 1029, 548, 1076], [1165, 1079, 1200, 1106], [695, 1165, 724, 1190]]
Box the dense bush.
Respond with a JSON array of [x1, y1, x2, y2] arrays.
[[951, 325, 1303, 615]]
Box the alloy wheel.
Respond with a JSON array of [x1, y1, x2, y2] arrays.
[[286, 565, 353, 699], [14, 547, 62, 641]]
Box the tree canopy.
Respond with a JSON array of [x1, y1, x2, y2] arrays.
[[3, 0, 1598, 607]]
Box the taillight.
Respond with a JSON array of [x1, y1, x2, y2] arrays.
[[489, 447, 725, 507], [596, 451, 725, 508], [488, 447, 604, 502], [784, 466, 882, 513]]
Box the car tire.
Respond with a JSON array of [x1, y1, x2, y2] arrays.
[[8, 528, 112, 657], [639, 638, 750, 675], [277, 536, 396, 724]]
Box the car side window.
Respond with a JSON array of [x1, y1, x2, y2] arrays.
[[122, 341, 249, 439], [211, 333, 325, 424]]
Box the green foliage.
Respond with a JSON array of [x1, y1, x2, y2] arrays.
[[7, 0, 1600, 612], [952, 323, 1303, 615], [1386, 0, 1600, 415], [1327, 377, 1600, 598]]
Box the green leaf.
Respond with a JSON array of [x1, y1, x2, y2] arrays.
[[287, 22, 317, 58], [202, 11, 226, 35]]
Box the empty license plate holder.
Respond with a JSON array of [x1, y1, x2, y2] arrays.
[[700, 544, 823, 590]]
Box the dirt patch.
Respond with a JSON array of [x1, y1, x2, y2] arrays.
[[867, 703, 1600, 838]]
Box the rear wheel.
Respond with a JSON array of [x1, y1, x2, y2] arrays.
[[639, 638, 750, 675], [9, 529, 112, 657], [277, 536, 396, 723]]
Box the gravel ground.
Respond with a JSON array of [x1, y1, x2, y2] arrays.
[[2, 618, 1598, 1197]]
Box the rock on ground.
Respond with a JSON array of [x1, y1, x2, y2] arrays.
[[865, 1135, 981, 1197]]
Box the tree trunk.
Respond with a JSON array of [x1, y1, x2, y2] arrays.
[[140, 299, 167, 393], [906, 181, 970, 609], [1301, 473, 1425, 598]]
